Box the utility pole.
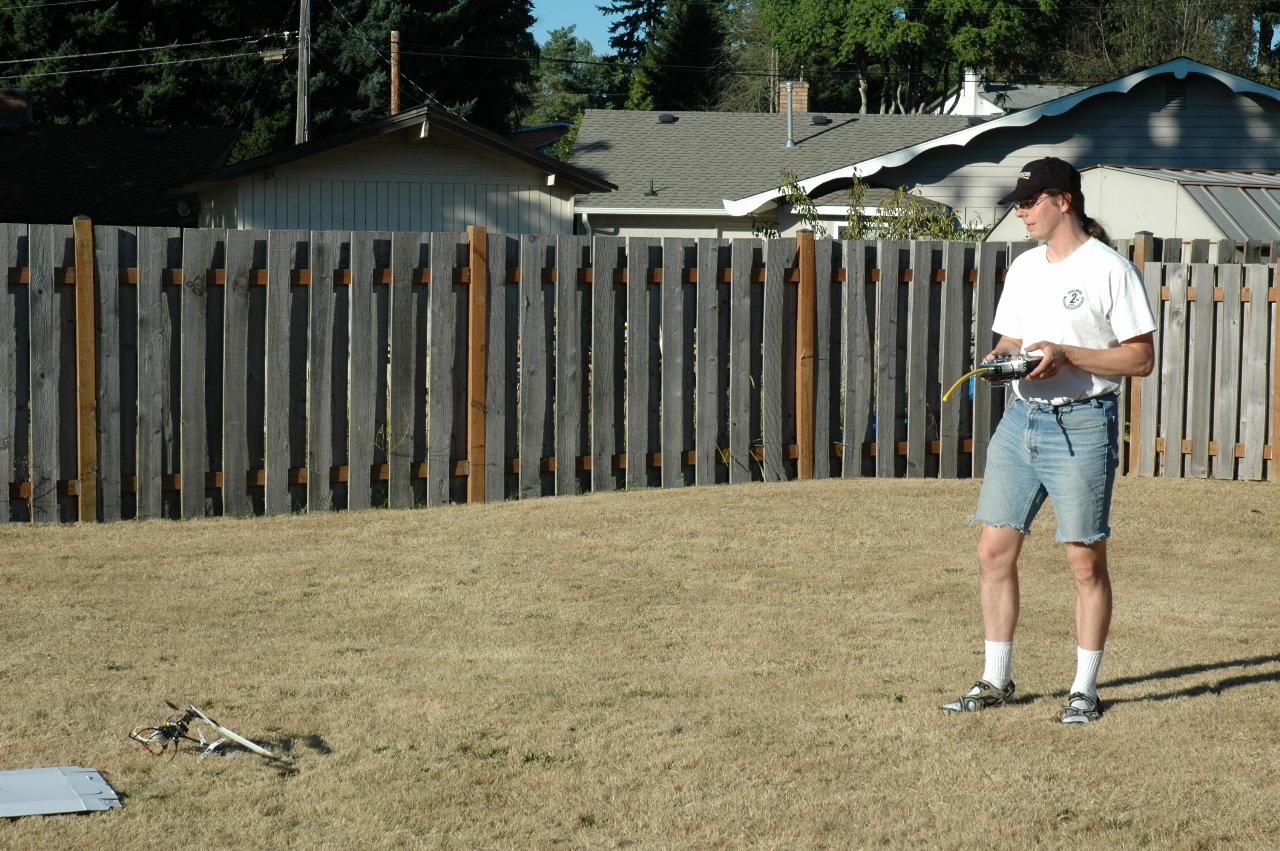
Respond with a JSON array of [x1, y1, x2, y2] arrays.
[[390, 30, 400, 116], [295, 0, 310, 144]]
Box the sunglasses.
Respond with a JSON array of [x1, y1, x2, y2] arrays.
[[1014, 192, 1050, 211]]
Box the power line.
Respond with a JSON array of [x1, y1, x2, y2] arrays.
[[0, 0, 102, 10], [317, 0, 460, 118], [0, 33, 290, 67], [0, 48, 273, 82]]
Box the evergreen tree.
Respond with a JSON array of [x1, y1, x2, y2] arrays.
[[598, 0, 667, 63], [522, 26, 613, 125], [626, 0, 729, 110]]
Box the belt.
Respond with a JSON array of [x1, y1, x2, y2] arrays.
[[1021, 392, 1117, 410]]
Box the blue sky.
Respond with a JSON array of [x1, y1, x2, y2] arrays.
[[530, 0, 614, 52]]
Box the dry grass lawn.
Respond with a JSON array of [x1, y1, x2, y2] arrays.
[[0, 477, 1277, 849]]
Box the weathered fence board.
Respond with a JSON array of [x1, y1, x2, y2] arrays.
[[93, 225, 123, 521], [1161, 265, 1189, 478], [346, 232, 377, 510], [1213, 264, 1243, 481], [264, 231, 299, 514], [906, 240, 932, 478], [1185, 264, 1215, 477], [0, 224, 18, 522], [428, 232, 464, 506], [662, 237, 690, 488], [387, 232, 416, 508], [875, 240, 905, 478], [1240, 264, 1270, 480], [728, 239, 754, 484], [591, 236, 624, 492], [489, 234, 518, 500], [1136, 261, 1164, 477], [29, 225, 59, 523], [939, 242, 966, 478], [626, 237, 657, 490], [307, 231, 338, 512], [557, 235, 588, 496], [180, 228, 213, 518], [842, 240, 871, 478], [695, 238, 725, 486], [971, 241, 999, 476], [223, 229, 255, 516], [813, 237, 834, 479], [763, 239, 790, 482], [521, 234, 554, 498]]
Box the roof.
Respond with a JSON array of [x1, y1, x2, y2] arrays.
[[725, 57, 1280, 216], [1097, 165, 1280, 241], [183, 105, 614, 194], [976, 82, 1084, 112], [0, 124, 237, 226], [569, 110, 984, 212]]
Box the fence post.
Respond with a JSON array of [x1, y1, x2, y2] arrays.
[[796, 229, 816, 479], [1128, 231, 1155, 475], [72, 216, 98, 522], [467, 225, 489, 503]]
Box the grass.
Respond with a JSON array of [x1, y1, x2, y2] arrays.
[[0, 477, 1277, 848]]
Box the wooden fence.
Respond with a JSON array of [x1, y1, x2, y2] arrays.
[[1, 222, 1276, 523]]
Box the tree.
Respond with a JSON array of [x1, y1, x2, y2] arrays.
[[715, 0, 777, 112], [756, 0, 1062, 114], [625, 0, 729, 110], [521, 26, 613, 125], [1048, 1, 1280, 86], [599, 0, 667, 63], [0, 0, 541, 162], [313, 0, 538, 136]]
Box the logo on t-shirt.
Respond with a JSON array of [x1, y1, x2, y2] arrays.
[[1063, 289, 1085, 310]]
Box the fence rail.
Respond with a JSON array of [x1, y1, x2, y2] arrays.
[[1, 222, 1275, 523]]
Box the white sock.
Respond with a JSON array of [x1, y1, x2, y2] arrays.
[[982, 640, 1013, 688], [1070, 647, 1105, 697]]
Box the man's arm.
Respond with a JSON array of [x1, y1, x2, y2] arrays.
[[983, 335, 1023, 363], [1023, 332, 1155, 381]]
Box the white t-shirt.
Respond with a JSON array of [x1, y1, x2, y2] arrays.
[[993, 238, 1157, 403]]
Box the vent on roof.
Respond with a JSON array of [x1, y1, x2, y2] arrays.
[[143, 126, 170, 140], [811, 114, 832, 126], [657, 113, 678, 124], [1164, 78, 1187, 112]]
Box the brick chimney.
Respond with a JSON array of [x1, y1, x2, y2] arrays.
[[0, 90, 32, 128], [777, 80, 810, 113]]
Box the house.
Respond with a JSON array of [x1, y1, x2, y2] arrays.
[[184, 104, 614, 234], [933, 70, 1082, 116], [0, 91, 236, 227], [720, 58, 1280, 240], [570, 58, 1280, 242], [989, 165, 1280, 245], [569, 108, 984, 238]]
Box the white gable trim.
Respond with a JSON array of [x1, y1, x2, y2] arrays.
[[722, 58, 1280, 217]]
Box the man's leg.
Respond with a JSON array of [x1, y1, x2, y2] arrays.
[[978, 524, 1024, 643], [1065, 539, 1110, 707]]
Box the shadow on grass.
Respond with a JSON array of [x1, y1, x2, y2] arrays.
[[254, 733, 332, 777], [1024, 654, 1280, 705]]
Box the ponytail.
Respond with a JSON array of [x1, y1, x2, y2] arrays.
[[1081, 215, 1110, 245]]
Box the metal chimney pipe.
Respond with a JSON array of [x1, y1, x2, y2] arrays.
[[786, 81, 795, 149]]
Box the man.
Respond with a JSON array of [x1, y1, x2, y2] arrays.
[[941, 158, 1156, 724]]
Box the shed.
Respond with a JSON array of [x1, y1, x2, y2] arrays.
[[988, 165, 1280, 244], [184, 104, 614, 234]]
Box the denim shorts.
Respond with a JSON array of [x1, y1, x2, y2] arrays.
[[971, 394, 1119, 543]]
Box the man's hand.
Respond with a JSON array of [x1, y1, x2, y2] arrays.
[[1023, 341, 1066, 380]]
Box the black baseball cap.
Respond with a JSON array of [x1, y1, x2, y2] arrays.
[[999, 157, 1082, 204]]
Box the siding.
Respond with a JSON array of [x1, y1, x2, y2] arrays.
[[199, 131, 575, 234], [877, 76, 1280, 231]]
